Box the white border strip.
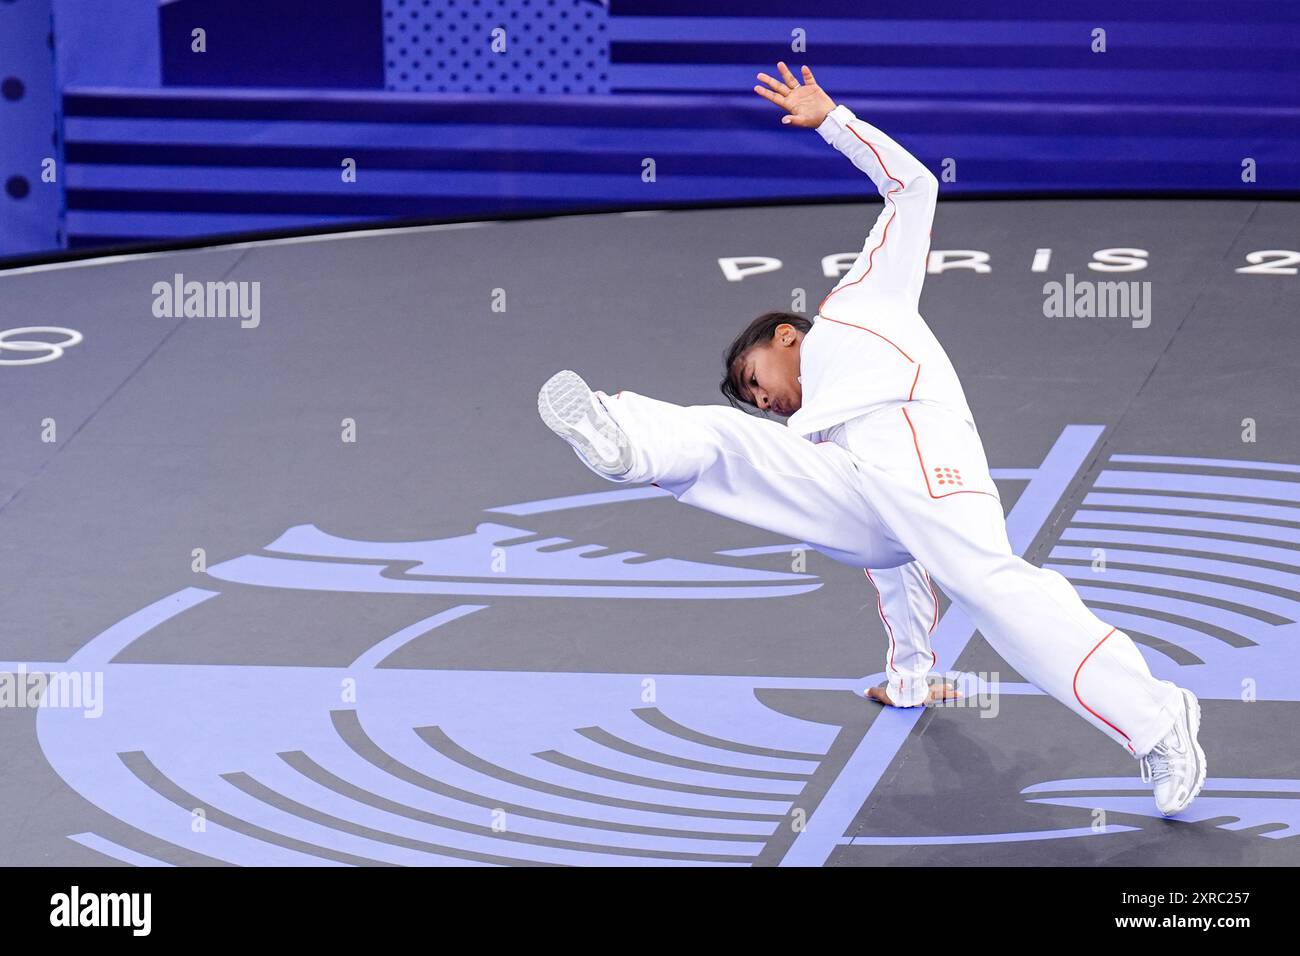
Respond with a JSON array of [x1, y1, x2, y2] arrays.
[[0, 220, 494, 278], [0, 207, 670, 278]]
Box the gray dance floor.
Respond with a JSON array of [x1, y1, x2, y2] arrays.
[[1, 198, 1297, 866]]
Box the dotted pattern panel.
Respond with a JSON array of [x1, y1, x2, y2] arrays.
[[1, 0, 61, 257], [383, 0, 609, 94]]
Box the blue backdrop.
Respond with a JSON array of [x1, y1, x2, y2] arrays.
[[1, 0, 1297, 259]]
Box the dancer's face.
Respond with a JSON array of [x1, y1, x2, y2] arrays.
[[737, 323, 804, 417]]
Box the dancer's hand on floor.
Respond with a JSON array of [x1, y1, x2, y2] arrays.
[[753, 62, 836, 128], [867, 680, 962, 707]]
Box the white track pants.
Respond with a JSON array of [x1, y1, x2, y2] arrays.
[[591, 389, 1184, 758]]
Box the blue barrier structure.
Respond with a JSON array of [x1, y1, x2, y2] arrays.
[[0, 0, 60, 258], [3, 0, 1297, 260]]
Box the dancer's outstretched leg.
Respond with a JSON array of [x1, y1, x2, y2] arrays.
[[539, 370, 911, 571], [841, 401, 1206, 814]]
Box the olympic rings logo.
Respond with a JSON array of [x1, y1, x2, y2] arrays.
[[0, 327, 84, 366]]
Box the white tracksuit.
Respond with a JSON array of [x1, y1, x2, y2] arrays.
[[584, 105, 1184, 758]]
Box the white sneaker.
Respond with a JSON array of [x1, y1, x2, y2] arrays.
[[1139, 685, 1207, 817], [537, 370, 635, 480]]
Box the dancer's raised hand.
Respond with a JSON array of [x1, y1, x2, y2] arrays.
[[753, 62, 836, 128]]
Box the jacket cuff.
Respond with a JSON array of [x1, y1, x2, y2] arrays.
[[816, 103, 855, 144]]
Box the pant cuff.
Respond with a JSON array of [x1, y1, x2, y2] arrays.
[[877, 673, 931, 708], [1127, 687, 1186, 758]]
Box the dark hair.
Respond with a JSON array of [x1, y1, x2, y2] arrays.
[[719, 311, 812, 412]]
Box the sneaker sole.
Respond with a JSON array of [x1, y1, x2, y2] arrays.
[[1163, 688, 1207, 816], [537, 370, 632, 476]]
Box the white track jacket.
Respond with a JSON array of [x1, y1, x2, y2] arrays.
[[785, 104, 977, 441]]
